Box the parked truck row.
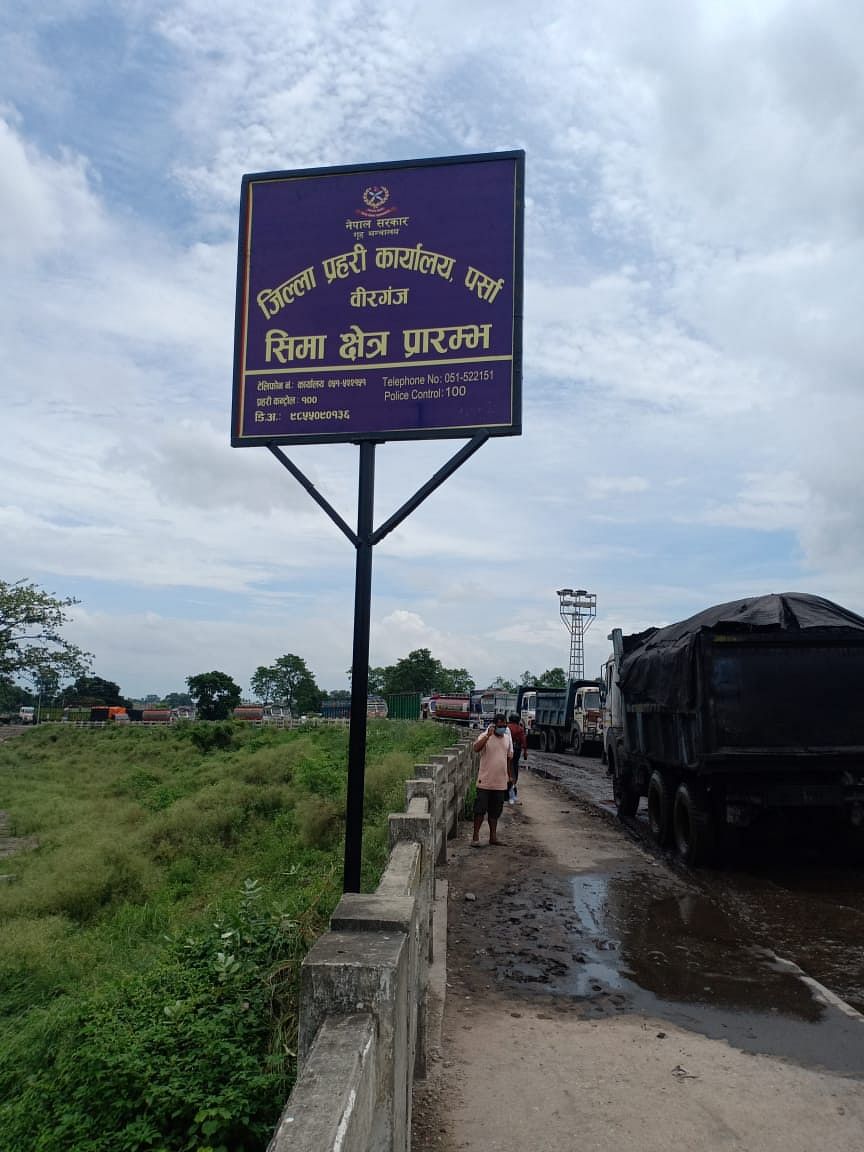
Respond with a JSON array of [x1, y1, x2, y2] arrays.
[[602, 593, 864, 864]]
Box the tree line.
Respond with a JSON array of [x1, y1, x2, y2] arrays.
[[1, 579, 568, 720]]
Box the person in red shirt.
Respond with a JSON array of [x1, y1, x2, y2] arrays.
[[507, 712, 528, 803]]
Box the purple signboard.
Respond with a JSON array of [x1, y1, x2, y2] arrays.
[[232, 151, 524, 446]]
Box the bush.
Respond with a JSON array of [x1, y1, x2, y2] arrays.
[[0, 719, 454, 1150]]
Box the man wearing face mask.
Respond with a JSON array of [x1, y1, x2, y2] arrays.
[[470, 712, 513, 846]]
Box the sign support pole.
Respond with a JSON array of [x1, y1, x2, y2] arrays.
[[344, 440, 376, 892], [268, 433, 491, 891]]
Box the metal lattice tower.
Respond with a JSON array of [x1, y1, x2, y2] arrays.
[[556, 589, 597, 682]]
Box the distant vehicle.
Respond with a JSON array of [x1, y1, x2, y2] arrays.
[[170, 707, 194, 721], [232, 704, 292, 723], [140, 709, 171, 723], [516, 681, 603, 754], [321, 697, 388, 720], [233, 705, 264, 722], [472, 688, 518, 730], [18, 706, 36, 724], [604, 593, 864, 864], [422, 693, 471, 724], [89, 706, 129, 723]]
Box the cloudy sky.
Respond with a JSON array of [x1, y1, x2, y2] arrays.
[[3, 0, 863, 699]]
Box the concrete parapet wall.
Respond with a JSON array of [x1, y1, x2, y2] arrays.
[[271, 738, 473, 1152]]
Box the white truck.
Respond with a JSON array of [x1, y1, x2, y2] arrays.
[[518, 681, 604, 755]]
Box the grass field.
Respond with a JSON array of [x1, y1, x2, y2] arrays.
[[0, 718, 454, 1152]]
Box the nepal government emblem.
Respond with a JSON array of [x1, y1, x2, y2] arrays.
[[360, 185, 394, 217]]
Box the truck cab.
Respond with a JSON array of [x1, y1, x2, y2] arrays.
[[571, 684, 604, 754]]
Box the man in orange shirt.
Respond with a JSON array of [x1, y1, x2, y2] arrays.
[[471, 712, 513, 846]]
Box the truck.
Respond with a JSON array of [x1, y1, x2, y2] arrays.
[[518, 680, 604, 755], [422, 693, 469, 723], [320, 697, 387, 720], [89, 706, 129, 723], [473, 688, 519, 730], [603, 593, 864, 864], [232, 704, 292, 723]]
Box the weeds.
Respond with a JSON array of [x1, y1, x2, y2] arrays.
[[0, 718, 453, 1151]]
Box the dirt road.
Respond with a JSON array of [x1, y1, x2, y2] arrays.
[[412, 768, 864, 1152]]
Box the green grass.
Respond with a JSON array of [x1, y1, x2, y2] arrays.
[[0, 719, 454, 1152]]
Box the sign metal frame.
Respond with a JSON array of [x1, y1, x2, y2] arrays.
[[231, 151, 524, 892]]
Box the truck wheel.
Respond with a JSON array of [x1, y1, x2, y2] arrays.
[[672, 782, 716, 866], [647, 770, 673, 846], [571, 725, 583, 756], [611, 753, 639, 820], [538, 730, 548, 753], [547, 728, 558, 753]]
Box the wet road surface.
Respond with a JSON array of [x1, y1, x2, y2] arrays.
[[413, 763, 864, 1152], [445, 751, 864, 1079], [529, 748, 864, 1028]]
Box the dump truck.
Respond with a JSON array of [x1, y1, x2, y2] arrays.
[[604, 593, 864, 864], [518, 680, 604, 755]]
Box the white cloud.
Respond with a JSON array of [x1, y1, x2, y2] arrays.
[[4, 1, 864, 696]]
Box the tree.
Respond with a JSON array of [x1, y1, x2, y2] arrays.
[[0, 679, 31, 711], [539, 667, 567, 687], [367, 666, 387, 696], [32, 666, 61, 703], [0, 578, 92, 687], [437, 666, 474, 693], [377, 649, 475, 697], [380, 648, 441, 695], [325, 689, 351, 701], [520, 670, 536, 686], [251, 654, 322, 714], [489, 675, 517, 691], [186, 671, 242, 720], [164, 691, 193, 708], [64, 675, 125, 707]]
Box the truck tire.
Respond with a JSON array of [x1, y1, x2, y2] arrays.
[[611, 751, 639, 820], [672, 781, 716, 866], [538, 730, 548, 753], [571, 725, 583, 756], [647, 770, 673, 846], [547, 728, 558, 753]]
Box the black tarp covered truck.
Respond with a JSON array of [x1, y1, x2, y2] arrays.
[[604, 593, 864, 863]]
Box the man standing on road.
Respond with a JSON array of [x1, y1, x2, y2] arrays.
[[507, 712, 528, 803], [471, 712, 513, 846]]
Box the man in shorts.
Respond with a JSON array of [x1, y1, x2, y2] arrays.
[[471, 712, 513, 846]]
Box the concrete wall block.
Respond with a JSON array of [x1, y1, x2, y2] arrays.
[[300, 931, 411, 1152], [268, 1013, 376, 1152], [405, 777, 435, 813], [377, 840, 422, 899], [330, 893, 415, 935], [389, 810, 435, 895], [328, 892, 428, 1084]]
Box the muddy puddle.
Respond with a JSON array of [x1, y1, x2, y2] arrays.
[[454, 855, 864, 1076], [564, 869, 864, 1075]]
